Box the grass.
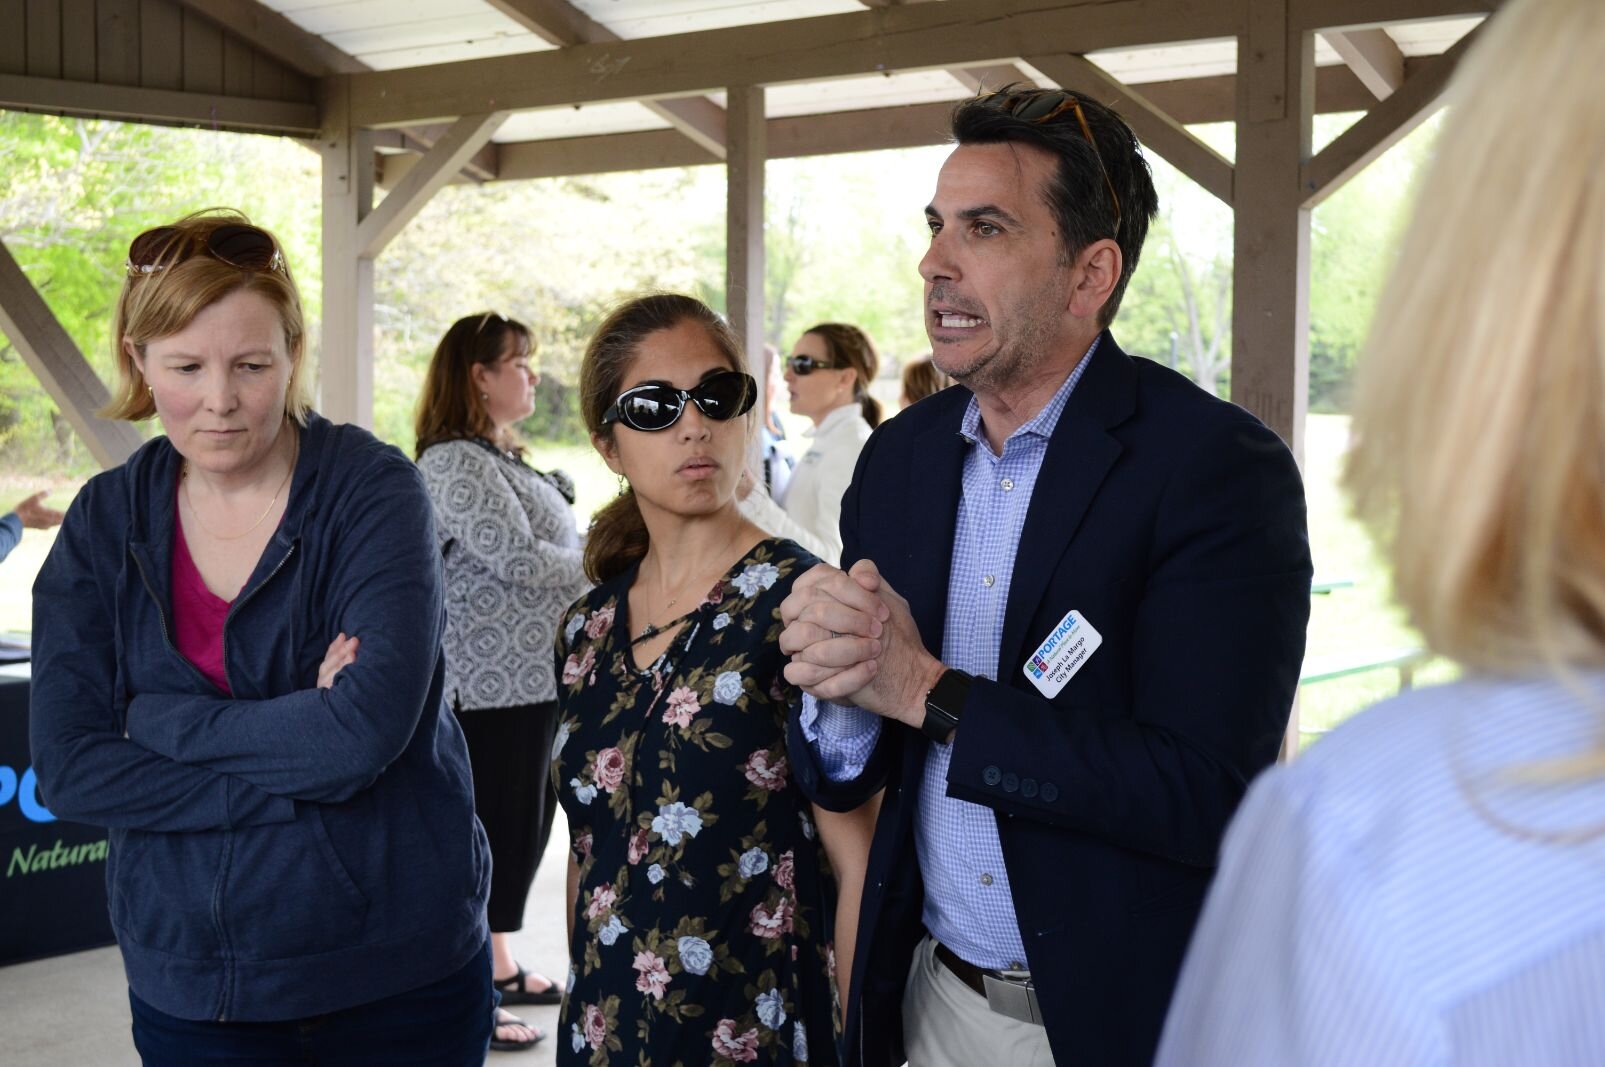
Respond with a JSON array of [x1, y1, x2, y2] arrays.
[[0, 415, 1440, 745]]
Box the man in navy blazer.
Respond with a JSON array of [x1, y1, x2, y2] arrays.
[[780, 87, 1311, 1066]]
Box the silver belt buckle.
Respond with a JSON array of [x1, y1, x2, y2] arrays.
[[982, 971, 1042, 1025]]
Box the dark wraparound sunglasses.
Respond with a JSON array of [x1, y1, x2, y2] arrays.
[[786, 354, 842, 376], [126, 223, 286, 278], [602, 371, 757, 432]]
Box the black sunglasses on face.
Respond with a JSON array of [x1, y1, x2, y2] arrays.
[[602, 371, 757, 432], [126, 223, 286, 278], [786, 354, 841, 376]]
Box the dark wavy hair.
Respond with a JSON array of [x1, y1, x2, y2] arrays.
[[950, 85, 1160, 326]]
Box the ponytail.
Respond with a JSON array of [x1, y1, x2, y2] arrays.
[[858, 391, 883, 429], [584, 487, 651, 584]]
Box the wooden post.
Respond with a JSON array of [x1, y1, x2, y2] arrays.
[[1232, 0, 1311, 468], [319, 76, 375, 428], [726, 85, 766, 385], [1234, 0, 1313, 760], [0, 237, 144, 468]]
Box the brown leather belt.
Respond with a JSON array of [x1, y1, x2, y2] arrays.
[[932, 941, 1043, 1025], [933, 941, 990, 995]]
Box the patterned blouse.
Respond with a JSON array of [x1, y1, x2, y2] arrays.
[[418, 438, 589, 709], [551, 538, 839, 1066]]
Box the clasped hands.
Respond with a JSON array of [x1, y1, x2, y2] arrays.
[[779, 559, 946, 730]]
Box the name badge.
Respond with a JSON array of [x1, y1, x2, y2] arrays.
[[1023, 609, 1102, 698]]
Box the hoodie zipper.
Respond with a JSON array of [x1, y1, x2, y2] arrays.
[[130, 538, 298, 1022]]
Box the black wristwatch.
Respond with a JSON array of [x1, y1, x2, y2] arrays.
[[922, 668, 973, 743]]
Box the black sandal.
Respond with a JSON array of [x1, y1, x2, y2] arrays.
[[493, 964, 563, 1006], [490, 1008, 543, 1052]]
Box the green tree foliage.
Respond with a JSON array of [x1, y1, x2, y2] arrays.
[[1, 108, 1436, 480], [0, 113, 318, 472]]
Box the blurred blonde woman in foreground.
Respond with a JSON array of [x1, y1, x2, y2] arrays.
[[1157, 1, 1605, 1063]]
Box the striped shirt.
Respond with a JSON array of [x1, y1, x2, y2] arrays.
[[803, 339, 1096, 970], [1156, 672, 1605, 1067]]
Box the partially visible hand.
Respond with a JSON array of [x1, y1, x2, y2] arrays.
[[317, 632, 360, 689], [13, 491, 64, 530]]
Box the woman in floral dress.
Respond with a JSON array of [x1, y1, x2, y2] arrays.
[[552, 294, 845, 1066]]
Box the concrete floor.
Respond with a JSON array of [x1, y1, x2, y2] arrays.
[[0, 819, 574, 1066]]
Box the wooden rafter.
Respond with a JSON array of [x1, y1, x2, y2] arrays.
[[343, 0, 1245, 128], [483, 0, 727, 158], [1300, 25, 1480, 206], [1322, 28, 1404, 98], [173, 0, 497, 180], [1294, 0, 1497, 30], [854, 0, 1036, 97], [0, 237, 144, 468], [357, 112, 509, 258], [379, 63, 1385, 188], [0, 71, 316, 133]]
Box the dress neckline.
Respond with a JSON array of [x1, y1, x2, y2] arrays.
[[615, 536, 785, 676]]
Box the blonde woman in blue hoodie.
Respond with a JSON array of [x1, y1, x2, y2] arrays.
[[30, 211, 493, 1064]]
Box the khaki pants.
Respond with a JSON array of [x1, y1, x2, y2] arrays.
[[901, 936, 1056, 1067]]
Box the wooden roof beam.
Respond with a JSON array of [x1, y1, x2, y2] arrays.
[[358, 112, 509, 258], [381, 63, 1387, 187], [175, 0, 496, 180], [0, 72, 317, 133], [0, 237, 144, 468], [484, 0, 726, 158], [853, 1, 1035, 99], [1321, 29, 1404, 99], [1294, 0, 1497, 31], [344, 0, 1244, 128], [1301, 25, 1481, 207]]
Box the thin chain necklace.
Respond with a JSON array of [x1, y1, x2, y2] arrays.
[[632, 526, 743, 642], [182, 433, 298, 542]]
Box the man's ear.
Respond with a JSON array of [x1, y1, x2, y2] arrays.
[[592, 431, 623, 475], [1069, 238, 1123, 322]]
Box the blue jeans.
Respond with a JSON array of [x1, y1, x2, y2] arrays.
[[129, 939, 495, 1065]]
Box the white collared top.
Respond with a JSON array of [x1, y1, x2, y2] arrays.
[[781, 402, 873, 567]]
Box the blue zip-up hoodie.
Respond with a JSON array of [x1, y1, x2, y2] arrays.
[[30, 412, 490, 1022]]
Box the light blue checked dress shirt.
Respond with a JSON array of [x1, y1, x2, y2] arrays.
[[1157, 672, 1605, 1067], [802, 339, 1098, 971]]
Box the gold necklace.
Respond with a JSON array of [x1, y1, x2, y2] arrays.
[[633, 526, 743, 641], [182, 434, 298, 542]]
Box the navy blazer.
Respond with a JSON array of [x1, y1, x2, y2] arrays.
[[790, 334, 1313, 1066]]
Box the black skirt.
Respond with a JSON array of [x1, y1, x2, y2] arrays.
[[454, 700, 559, 933]]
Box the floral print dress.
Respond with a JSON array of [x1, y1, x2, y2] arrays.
[[552, 539, 839, 1067]]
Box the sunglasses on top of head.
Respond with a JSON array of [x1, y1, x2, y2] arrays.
[[602, 371, 757, 432], [785, 354, 841, 376], [126, 223, 286, 278]]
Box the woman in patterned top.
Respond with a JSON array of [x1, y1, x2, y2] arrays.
[[551, 293, 850, 1066], [416, 312, 590, 1051]]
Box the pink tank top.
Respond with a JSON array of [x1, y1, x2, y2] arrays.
[[172, 488, 233, 695]]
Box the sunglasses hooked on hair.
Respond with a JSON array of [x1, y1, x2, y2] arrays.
[[602, 371, 757, 433], [125, 223, 286, 278], [984, 88, 1123, 237]]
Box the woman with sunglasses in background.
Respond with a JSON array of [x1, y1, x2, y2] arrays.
[[780, 324, 882, 567], [29, 210, 494, 1063], [415, 312, 591, 1052], [550, 293, 846, 1065]]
